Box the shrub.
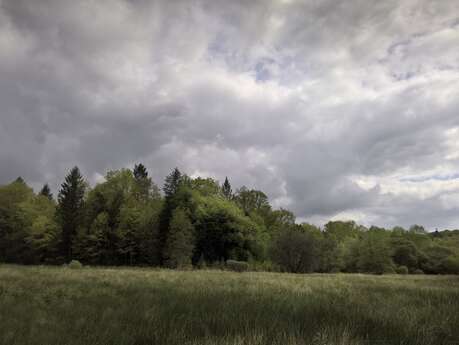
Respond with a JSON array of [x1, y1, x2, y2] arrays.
[[413, 269, 424, 274], [443, 256, 459, 274], [395, 266, 409, 274], [248, 260, 277, 272], [68, 260, 83, 269], [226, 260, 249, 272]]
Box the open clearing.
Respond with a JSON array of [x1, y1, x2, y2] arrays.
[[0, 265, 458, 345]]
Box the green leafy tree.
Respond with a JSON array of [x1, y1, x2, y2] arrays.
[[133, 163, 160, 202], [192, 193, 265, 263], [164, 208, 195, 268], [57, 166, 86, 262], [234, 187, 271, 216], [0, 179, 34, 263], [190, 177, 220, 196], [270, 225, 320, 273], [390, 238, 419, 272], [350, 228, 394, 274]]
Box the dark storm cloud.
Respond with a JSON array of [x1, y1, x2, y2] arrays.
[[1, 0, 459, 229]]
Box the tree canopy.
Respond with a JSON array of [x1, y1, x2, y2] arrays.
[[0, 165, 458, 275]]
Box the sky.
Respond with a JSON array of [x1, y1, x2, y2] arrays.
[[1, 0, 459, 230]]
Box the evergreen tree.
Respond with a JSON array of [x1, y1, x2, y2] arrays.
[[164, 208, 194, 268], [57, 166, 86, 262], [222, 177, 232, 199], [158, 168, 183, 264], [163, 168, 182, 197], [39, 183, 53, 200], [133, 163, 148, 180], [15, 177, 25, 184], [133, 163, 155, 201]]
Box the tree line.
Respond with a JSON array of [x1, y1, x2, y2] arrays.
[[1, 165, 458, 274]]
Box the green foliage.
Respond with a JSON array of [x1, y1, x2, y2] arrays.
[[39, 183, 53, 200], [68, 259, 83, 269], [1, 165, 459, 275], [221, 177, 232, 199], [190, 177, 221, 196], [346, 229, 394, 274], [395, 265, 409, 274], [0, 179, 59, 264], [192, 193, 265, 264], [164, 208, 195, 269], [58, 166, 86, 261], [226, 259, 249, 272], [391, 237, 419, 271], [234, 187, 271, 217], [271, 226, 320, 273]]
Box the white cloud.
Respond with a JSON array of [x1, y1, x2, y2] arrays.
[[1, 0, 459, 229]]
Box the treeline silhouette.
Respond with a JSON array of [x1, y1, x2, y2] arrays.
[[1, 165, 458, 274]]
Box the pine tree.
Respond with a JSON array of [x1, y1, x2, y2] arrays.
[[14, 177, 25, 184], [133, 163, 154, 201], [164, 208, 194, 268], [133, 163, 148, 180], [163, 168, 182, 197], [39, 183, 53, 200], [58, 166, 86, 262], [158, 168, 183, 264], [222, 177, 232, 199]]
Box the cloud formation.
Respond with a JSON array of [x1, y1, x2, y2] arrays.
[[1, 0, 459, 229]]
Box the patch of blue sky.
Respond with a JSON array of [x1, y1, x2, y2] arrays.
[[400, 173, 459, 183]]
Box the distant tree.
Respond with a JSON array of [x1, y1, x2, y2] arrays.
[[163, 168, 182, 198], [133, 163, 160, 201], [190, 177, 220, 196], [0, 180, 34, 263], [57, 166, 86, 262], [390, 238, 419, 271], [15, 177, 25, 184], [351, 229, 394, 274], [234, 187, 271, 216], [271, 226, 319, 273], [263, 208, 296, 237], [222, 177, 232, 199], [39, 184, 53, 200], [409, 224, 427, 234], [158, 168, 183, 264], [133, 163, 148, 180], [164, 208, 195, 268]]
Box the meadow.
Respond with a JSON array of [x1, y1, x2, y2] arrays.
[[0, 265, 458, 345]]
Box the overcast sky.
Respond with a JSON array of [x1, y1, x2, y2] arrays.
[[1, 0, 459, 230]]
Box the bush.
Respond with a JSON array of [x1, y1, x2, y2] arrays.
[[248, 260, 278, 272], [226, 260, 249, 272], [395, 266, 409, 274], [413, 269, 424, 274], [443, 256, 459, 274], [68, 260, 83, 269], [381, 265, 396, 275]]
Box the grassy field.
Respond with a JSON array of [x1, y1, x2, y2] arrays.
[[0, 265, 458, 345]]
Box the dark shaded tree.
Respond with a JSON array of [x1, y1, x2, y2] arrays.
[[39, 184, 53, 200], [222, 177, 232, 199], [271, 226, 319, 273], [158, 168, 183, 264], [164, 208, 195, 268], [57, 166, 86, 262]]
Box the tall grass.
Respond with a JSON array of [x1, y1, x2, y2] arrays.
[[0, 265, 458, 345]]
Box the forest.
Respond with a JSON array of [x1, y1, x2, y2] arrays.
[[1, 164, 459, 275]]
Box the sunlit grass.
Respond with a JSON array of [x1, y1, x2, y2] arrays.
[[0, 265, 458, 345]]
